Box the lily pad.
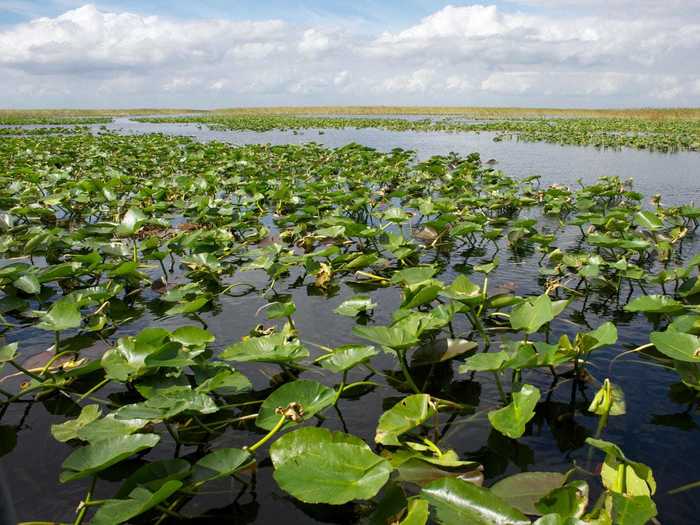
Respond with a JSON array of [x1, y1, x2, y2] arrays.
[[421, 477, 530, 525], [60, 433, 160, 482], [271, 427, 392, 504], [256, 379, 336, 430], [490, 471, 567, 515], [334, 295, 377, 317], [650, 331, 700, 362]]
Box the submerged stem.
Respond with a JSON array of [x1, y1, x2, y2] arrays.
[[397, 350, 421, 394]]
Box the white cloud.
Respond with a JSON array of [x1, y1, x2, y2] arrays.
[[379, 69, 436, 94], [0, 4, 287, 70], [298, 28, 334, 56], [0, 3, 699, 107]]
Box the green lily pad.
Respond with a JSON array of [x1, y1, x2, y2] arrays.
[[170, 325, 215, 346], [421, 477, 530, 525], [271, 427, 392, 504], [256, 379, 336, 430], [490, 471, 567, 515], [334, 295, 377, 317], [650, 331, 700, 362], [92, 480, 182, 525], [60, 433, 160, 482], [221, 332, 309, 364], [624, 295, 685, 314], [316, 344, 378, 373], [192, 448, 254, 483]]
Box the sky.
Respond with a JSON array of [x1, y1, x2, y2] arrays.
[[1, 1, 699, 108]]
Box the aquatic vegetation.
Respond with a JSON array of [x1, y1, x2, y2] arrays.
[[0, 108, 207, 125], [0, 125, 92, 136], [0, 132, 699, 523], [0, 116, 112, 126], [135, 113, 700, 152]]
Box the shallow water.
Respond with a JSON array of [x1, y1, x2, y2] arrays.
[[99, 117, 700, 204], [1, 119, 699, 524]]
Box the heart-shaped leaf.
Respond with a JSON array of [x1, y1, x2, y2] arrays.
[[256, 379, 336, 430], [60, 433, 160, 482], [271, 427, 392, 504], [488, 384, 540, 439], [376, 394, 436, 446]]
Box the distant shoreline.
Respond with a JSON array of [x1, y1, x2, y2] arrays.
[[2, 106, 700, 121]]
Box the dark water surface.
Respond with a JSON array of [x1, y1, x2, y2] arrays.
[[1, 119, 699, 524]]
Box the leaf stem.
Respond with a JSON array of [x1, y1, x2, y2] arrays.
[[77, 378, 109, 402], [9, 360, 44, 382], [247, 414, 286, 453], [398, 350, 421, 394], [73, 476, 96, 525], [493, 372, 507, 404]]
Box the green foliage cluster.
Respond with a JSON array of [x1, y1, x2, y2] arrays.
[[0, 132, 698, 523]]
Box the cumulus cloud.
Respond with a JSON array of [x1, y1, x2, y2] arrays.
[[0, 3, 699, 107], [0, 4, 287, 71]]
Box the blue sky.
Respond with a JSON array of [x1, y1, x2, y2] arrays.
[[0, 1, 553, 26], [1, 1, 699, 108]]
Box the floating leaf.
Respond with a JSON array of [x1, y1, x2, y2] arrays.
[[192, 448, 254, 483], [13, 274, 40, 294], [170, 326, 215, 346], [459, 351, 509, 373], [440, 274, 481, 302], [164, 296, 209, 316], [353, 323, 420, 350], [334, 295, 377, 317], [490, 472, 566, 515], [421, 477, 529, 525], [92, 480, 182, 525], [650, 331, 700, 362], [0, 342, 18, 371], [265, 300, 297, 320], [51, 404, 101, 442], [256, 379, 336, 430], [580, 322, 618, 352], [60, 434, 160, 482], [78, 414, 149, 444], [271, 427, 392, 504], [221, 332, 309, 364], [624, 295, 685, 314], [317, 344, 378, 373], [116, 459, 191, 498]]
